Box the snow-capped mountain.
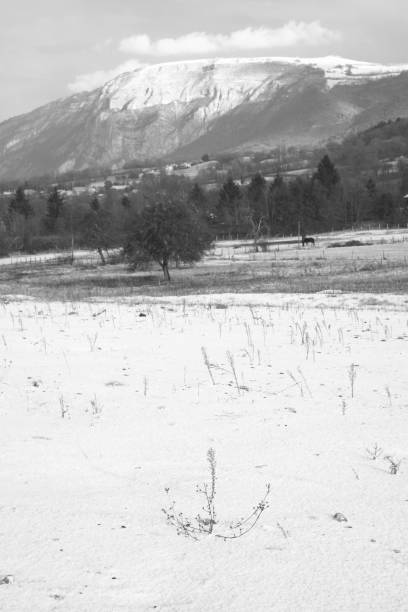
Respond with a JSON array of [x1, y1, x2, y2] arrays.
[[1, 56, 408, 179]]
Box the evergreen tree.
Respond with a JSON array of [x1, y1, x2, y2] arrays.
[[8, 186, 33, 251], [364, 178, 378, 219], [9, 186, 33, 220], [45, 187, 64, 232], [217, 175, 242, 228], [247, 172, 267, 228], [313, 155, 340, 196], [267, 175, 293, 234], [374, 192, 395, 222]]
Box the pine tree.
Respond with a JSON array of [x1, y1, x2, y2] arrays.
[[9, 186, 33, 220], [217, 175, 242, 228], [8, 186, 33, 251], [247, 172, 267, 228], [45, 187, 64, 232], [267, 175, 293, 234], [313, 155, 340, 196]]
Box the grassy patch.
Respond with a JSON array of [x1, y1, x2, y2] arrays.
[[0, 241, 407, 300]]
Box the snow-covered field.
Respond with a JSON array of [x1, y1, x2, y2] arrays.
[[0, 293, 408, 611]]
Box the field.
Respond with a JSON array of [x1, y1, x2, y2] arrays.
[[0, 229, 407, 611], [0, 228, 408, 301]]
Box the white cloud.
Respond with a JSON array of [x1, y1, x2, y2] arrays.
[[67, 59, 144, 93], [119, 21, 340, 56], [119, 34, 152, 54], [67, 21, 340, 93]]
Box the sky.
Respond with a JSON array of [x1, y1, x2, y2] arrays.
[[0, 0, 407, 122]]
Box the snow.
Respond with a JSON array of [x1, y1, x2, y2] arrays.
[[102, 55, 408, 112], [0, 293, 408, 611]]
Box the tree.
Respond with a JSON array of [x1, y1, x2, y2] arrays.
[[121, 194, 131, 209], [247, 172, 267, 229], [374, 192, 395, 222], [217, 176, 242, 228], [45, 187, 64, 232], [313, 154, 340, 196], [267, 175, 293, 234], [8, 186, 34, 251], [364, 177, 378, 220], [104, 180, 115, 210], [80, 196, 113, 264], [125, 199, 213, 281], [8, 186, 33, 219], [188, 182, 214, 223], [312, 155, 343, 229]]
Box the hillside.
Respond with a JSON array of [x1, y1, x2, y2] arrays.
[[325, 117, 408, 170], [2, 56, 408, 179]]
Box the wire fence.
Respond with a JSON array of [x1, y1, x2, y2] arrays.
[[0, 251, 109, 270], [1, 229, 408, 271]]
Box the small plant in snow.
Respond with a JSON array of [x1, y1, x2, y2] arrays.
[[348, 363, 358, 398], [90, 394, 102, 415], [201, 346, 215, 385], [287, 370, 304, 398], [86, 333, 98, 352], [384, 385, 392, 409], [162, 448, 270, 541], [366, 443, 383, 461], [384, 455, 402, 475], [59, 394, 68, 419], [227, 350, 243, 394]]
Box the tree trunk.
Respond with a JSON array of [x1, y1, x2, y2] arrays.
[[161, 261, 171, 281], [97, 247, 106, 265]]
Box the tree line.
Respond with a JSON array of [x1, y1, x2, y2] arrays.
[[0, 153, 407, 278]]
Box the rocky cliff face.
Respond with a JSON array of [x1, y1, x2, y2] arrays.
[[2, 56, 408, 179]]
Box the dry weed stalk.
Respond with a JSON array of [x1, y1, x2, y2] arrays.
[[384, 456, 402, 475], [227, 350, 247, 393], [201, 346, 215, 385], [59, 395, 68, 418], [384, 385, 392, 409], [348, 363, 358, 398], [90, 395, 102, 415], [297, 367, 313, 398], [276, 521, 289, 539], [162, 449, 270, 541], [86, 333, 98, 352], [287, 370, 304, 398], [366, 443, 383, 460]]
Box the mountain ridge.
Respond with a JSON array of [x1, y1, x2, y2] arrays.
[[1, 56, 408, 179]]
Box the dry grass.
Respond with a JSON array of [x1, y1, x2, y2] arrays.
[[0, 241, 407, 301]]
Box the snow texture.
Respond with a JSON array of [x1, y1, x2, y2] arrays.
[[0, 293, 407, 611], [103, 55, 408, 111]]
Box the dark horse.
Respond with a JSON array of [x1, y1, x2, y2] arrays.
[[302, 235, 315, 247]]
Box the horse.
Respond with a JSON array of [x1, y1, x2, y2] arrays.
[[302, 235, 315, 247]]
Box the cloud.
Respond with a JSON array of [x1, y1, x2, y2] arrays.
[[67, 59, 144, 92], [119, 21, 340, 56], [67, 21, 340, 93]]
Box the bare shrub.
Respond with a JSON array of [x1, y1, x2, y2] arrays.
[[162, 448, 270, 541]]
